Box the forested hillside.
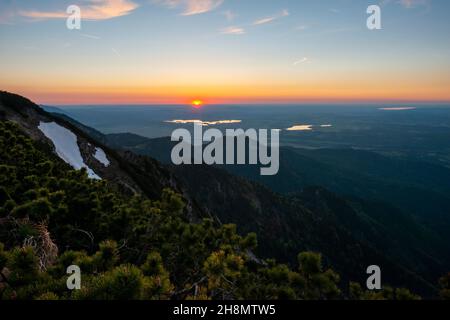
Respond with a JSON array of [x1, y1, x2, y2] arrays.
[[0, 91, 448, 300], [66, 119, 449, 295], [0, 120, 344, 300], [0, 119, 424, 300]]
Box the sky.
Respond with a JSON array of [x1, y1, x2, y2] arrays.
[[0, 0, 450, 105]]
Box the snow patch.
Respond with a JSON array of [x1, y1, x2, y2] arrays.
[[38, 122, 101, 180], [94, 147, 110, 167]]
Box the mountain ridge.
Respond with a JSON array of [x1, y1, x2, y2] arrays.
[[2, 91, 447, 296], [38, 100, 447, 295]]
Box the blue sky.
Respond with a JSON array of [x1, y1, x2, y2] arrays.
[[1, 0, 449, 104]]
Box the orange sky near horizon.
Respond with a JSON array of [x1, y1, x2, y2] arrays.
[[4, 78, 450, 105], [3, 54, 450, 105]]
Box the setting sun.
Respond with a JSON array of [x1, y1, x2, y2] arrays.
[[191, 100, 204, 108]]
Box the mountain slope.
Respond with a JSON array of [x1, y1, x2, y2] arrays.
[[3, 118, 350, 300], [5, 91, 415, 300], [44, 109, 446, 295], [0, 91, 207, 221], [117, 133, 450, 230], [95, 132, 450, 276]]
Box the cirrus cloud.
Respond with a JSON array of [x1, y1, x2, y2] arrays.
[[399, 0, 429, 8], [293, 57, 309, 66], [153, 0, 224, 16], [253, 9, 289, 26], [380, 0, 430, 9], [221, 26, 245, 35], [20, 0, 138, 21]]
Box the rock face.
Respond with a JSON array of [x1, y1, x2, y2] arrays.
[[0, 91, 183, 202], [0, 91, 138, 194]]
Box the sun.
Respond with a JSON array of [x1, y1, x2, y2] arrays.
[[191, 99, 204, 108]]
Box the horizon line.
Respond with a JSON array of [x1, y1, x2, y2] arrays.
[[45, 100, 450, 107]]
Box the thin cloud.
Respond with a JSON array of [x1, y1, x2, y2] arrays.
[[20, 0, 138, 21], [80, 33, 101, 40], [221, 26, 245, 35], [295, 25, 309, 31], [380, 0, 430, 8], [154, 0, 224, 16], [293, 57, 309, 66], [111, 48, 122, 57], [253, 9, 289, 26], [0, 1, 17, 24], [222, 10, 236, 21], [399, 0, 429, 8]]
